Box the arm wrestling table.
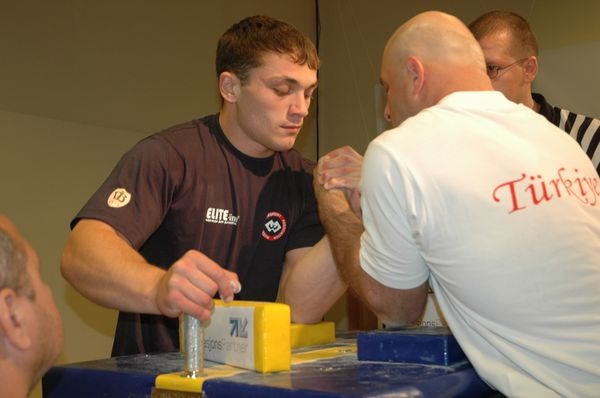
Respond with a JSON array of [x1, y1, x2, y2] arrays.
[[42, 329, 496, 398]]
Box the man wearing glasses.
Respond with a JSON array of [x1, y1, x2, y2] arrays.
[[469, 10, 600, 174]]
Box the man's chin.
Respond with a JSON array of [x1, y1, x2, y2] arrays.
[[272, 139, 297, 152]]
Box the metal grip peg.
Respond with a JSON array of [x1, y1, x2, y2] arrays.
[[182, 314, 204, 378]]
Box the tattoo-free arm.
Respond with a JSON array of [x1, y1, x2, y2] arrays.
[[60, 219, 240, 322], [279, 237, 347, 324], [314, 178, 428, 326]]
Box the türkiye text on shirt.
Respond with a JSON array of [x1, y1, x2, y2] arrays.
[[493, 167, 600, 214]]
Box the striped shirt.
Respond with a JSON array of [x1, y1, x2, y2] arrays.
[[534, 93, 600, 174]]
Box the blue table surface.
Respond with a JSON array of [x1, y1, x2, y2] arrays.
[[43, 335, 496, 398]]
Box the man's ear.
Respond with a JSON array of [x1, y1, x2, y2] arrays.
[[219, 72, 241, 103], [0, 289, 32, 351], [406, 56, 425, 96], [522, 56, 538, 84]]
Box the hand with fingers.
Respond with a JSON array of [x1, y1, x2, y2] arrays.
[[155, 250, 241, 322]]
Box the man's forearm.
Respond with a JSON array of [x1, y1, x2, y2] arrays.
[[315, 188, 371, 301], [316, 188, 428, 326], [320, 205, 364, 285], [60, 219, 164, 314], [281, 237, 347, 324]]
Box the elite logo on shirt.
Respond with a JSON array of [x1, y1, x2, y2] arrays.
[[107, 188, 132, 208], [261, 211, 287, 241], [205, 207, 239, 226]]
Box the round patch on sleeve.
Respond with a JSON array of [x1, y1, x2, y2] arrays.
[[261, 211, 287, 241], [107, 188, 132, 208]]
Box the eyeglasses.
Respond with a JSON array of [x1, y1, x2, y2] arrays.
[[486, 57, 529, 80]]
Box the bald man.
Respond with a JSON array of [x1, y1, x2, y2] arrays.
[[315, 11, 600, 397], [0, 214, 64, 397]]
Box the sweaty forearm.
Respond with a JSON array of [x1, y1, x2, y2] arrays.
[[60, 219, 164, 314]]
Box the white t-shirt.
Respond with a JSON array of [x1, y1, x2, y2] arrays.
[[360, 91, 600, 397]]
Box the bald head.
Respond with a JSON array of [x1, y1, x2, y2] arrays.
[[380, 11, 492, 126], [385, 11, 486, 68]]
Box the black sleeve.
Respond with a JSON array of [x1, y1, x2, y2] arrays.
[[71, 135, 183, 249], [285, 159, 325, 252]]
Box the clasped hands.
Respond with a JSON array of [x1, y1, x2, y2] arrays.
[[314, 145, 364, 218]]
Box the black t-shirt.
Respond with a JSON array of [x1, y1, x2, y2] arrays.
[[72, 114, 324, 355]]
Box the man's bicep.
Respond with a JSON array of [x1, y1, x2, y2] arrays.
[[278, 246, 311, 295]]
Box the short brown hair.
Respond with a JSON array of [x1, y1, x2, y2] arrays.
[[468, 10, 538, 57], [216, 15, 320, 84]]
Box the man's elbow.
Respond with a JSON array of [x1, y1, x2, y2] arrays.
[[368, 285, 429, 327], [374, 306, 423, 328], [60, 238, 78, 284], [60, 226, 91, 287]]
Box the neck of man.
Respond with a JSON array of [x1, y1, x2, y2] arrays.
[[524, 93, 541, 113]]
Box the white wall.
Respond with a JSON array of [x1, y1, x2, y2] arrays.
[[536, 41, 600, 119]]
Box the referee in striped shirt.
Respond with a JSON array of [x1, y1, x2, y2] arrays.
[[469, 10, 600, 174]]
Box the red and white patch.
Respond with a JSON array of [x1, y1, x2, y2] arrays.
[[261, 211, 287, 241]]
